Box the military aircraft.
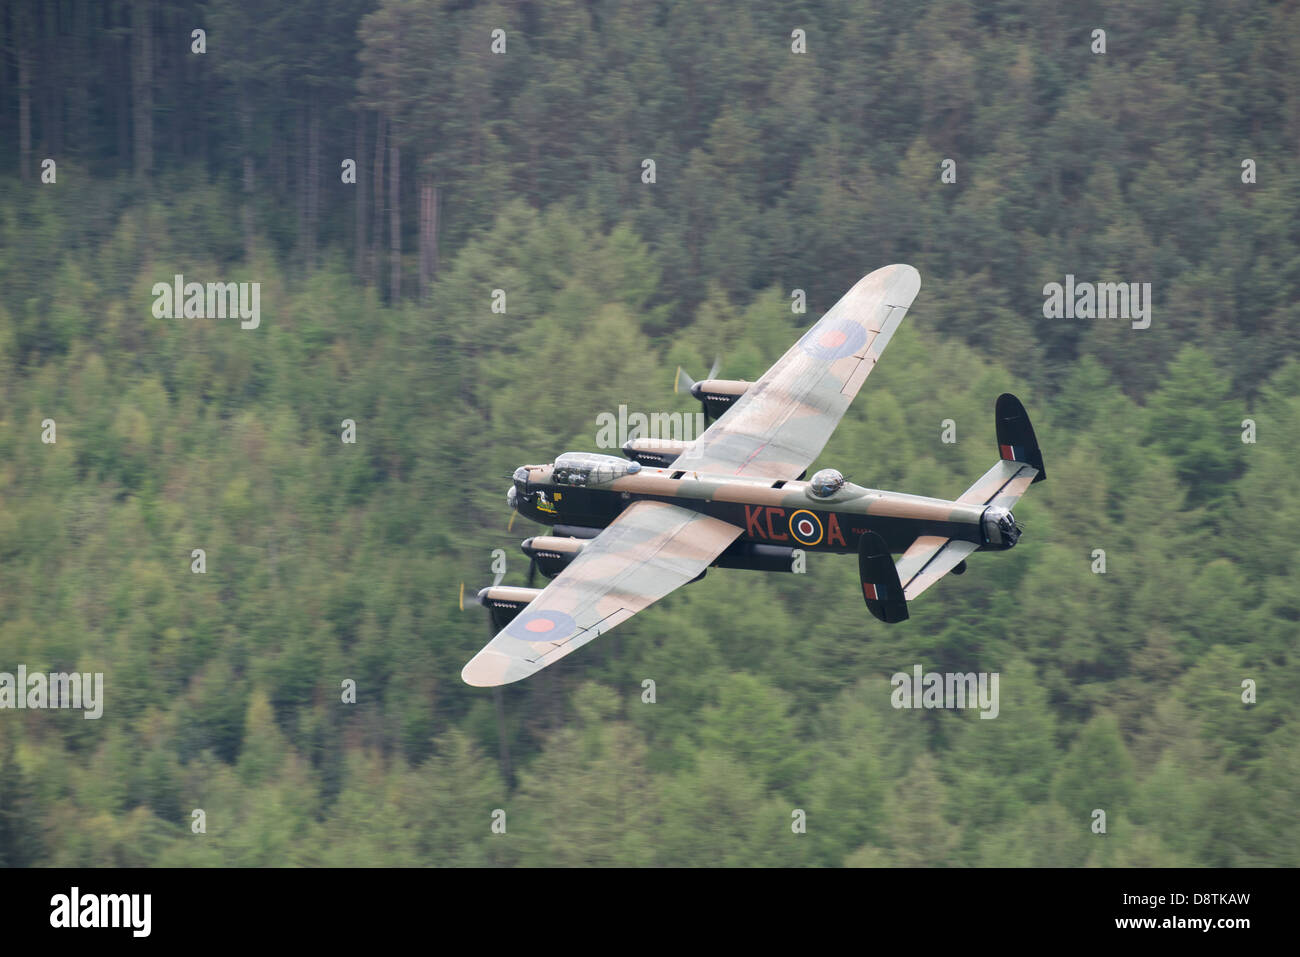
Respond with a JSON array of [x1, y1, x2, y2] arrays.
[[463, 264, 1045, 686]]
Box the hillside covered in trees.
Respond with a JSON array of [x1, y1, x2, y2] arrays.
[[0, 0, 1296, 866]]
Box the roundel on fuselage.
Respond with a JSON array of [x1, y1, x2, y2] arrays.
[[788, 509, 824, 546]]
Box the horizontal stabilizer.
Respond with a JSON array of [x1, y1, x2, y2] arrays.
[[956, 459, 1039, 510], [894, 536, 979, 601]]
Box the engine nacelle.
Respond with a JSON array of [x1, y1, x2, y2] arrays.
[[691, 378, 751, 420], [520, 536, 587, 579], [621, 436, 694, 467], [476, 585, 543, 631]]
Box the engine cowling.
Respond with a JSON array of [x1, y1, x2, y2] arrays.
[[690, 378, 750, 420], [520, 536, 587, 579], [477, 585, 543, 631], [622, 436, 693, 467]]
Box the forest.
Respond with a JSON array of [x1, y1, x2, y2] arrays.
[[0, 0, 1296, 866]]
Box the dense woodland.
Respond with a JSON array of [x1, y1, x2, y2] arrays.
[[0, 0, 1297, 866]]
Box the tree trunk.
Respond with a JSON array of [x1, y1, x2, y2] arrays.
[[418, 175, 433, 299], [46, 3, 62, 158], [493, 687, 514, 788], [354, 113, 366, 278], [131, 0, 153, 180], [243, 154, 255, 261], [306, 101, 321, 268], [194, 14, 207, 167], [296, 107, 307, 265], [17, 46, 31, 183], [389, 142, 401, 302], [116, 10, 129, 171], [241, 92, 255, 262], [370, 114, 387, 287], [70, 11, 84, 158], [431, 186, 440, 282]]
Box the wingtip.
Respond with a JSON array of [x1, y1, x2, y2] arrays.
[[461, 659, 501, 687], [881, 262, 921, 287], [856, 263, 920, 300], [461, 649, 530, 687]]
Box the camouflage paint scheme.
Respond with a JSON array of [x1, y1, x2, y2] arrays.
[[516, 464, 991, 553], [463, 264, 1044, 687]]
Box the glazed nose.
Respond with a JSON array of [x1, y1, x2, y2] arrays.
[[512, 466, 529, 493]]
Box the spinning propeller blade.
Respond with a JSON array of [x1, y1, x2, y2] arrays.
[[674, 356, 721, 394]]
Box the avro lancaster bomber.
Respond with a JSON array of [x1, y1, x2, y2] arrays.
[[463, 264, 1046, 686]]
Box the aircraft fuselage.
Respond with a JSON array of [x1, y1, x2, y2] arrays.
[[509, 459, 1015, 555]]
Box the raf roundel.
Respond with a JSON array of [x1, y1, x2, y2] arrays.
[[799, 319, 868, 361], [505, 609, 576, 642], [788, 509, 824, 546]]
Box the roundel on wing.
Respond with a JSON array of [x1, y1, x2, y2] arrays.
[[799, 319, 868, 361], [788, 509, 824, 546], [505, 609, 576, 642]]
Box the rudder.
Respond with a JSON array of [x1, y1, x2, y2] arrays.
[[995, 393, 1046, 483], [859, 531, 909, 623]]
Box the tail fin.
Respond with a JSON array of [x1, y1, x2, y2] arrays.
[[859, 531, 909, 623], [957, 395, 1045, 509], [994, 393, 1046, 482]]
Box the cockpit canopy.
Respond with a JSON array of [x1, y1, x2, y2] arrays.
[[552, 451, 641, 487]]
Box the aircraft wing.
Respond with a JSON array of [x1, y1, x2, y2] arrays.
[[461, 500, 743, 686], [680, 264, 921, 480]]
